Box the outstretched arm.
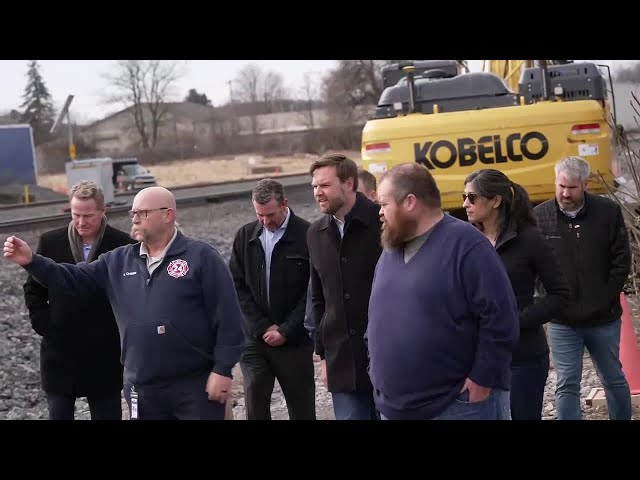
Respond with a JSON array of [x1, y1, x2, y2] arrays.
[[5, 235, 108, 296]]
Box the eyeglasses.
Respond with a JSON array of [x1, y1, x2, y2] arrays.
[[128, 207, 169, 219], [462, 193, 480, 205]]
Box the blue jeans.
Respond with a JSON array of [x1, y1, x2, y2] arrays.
[[433, 388, 511, 420], [331, 392, 378, 420], [548, 319, 632, 420], [511, 354, 550, 420], [380, 389, 511, 420]]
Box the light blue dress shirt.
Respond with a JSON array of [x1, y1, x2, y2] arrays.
[[259, 207, 291, 304]]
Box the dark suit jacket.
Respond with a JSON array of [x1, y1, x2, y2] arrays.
[[23, 224, 135, 397], [228, 209, 312, 345]]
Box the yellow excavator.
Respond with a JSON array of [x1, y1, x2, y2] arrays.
[[361, 60, 620, 214]]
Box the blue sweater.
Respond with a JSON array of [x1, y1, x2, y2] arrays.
[[24, 230, 245, 387], [367, 214, 519, 420]]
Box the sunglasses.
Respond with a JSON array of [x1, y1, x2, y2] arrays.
[[462, 193, 480, 205]]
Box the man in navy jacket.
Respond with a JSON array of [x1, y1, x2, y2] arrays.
[[4, 186, 244, 420]]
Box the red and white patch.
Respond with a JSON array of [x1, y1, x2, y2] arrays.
[[167, 259, 189, 278]]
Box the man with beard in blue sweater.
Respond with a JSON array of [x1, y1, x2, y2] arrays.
[[366, 163, 519, 420]]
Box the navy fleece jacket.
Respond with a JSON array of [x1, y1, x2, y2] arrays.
[[23, 230, 245, 387], [367, 214, 519, 420]]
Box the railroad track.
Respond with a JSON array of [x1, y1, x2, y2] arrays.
[[0, 172, 311, 211], [0, 173, 311, 233]]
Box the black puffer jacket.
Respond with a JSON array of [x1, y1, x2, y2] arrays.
[[494, 223, 570, 361]]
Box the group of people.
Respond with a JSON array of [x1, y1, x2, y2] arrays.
[[2, 152, 633, 421]]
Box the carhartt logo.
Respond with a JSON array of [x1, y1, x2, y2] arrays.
[[123, 271, 137, 276]]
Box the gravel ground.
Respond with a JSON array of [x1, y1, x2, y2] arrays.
[[1, 186, 639, 420]]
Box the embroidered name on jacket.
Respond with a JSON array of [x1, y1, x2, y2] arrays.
[[167, 259, 189, 278]]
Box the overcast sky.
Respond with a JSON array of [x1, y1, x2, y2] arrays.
[[0, 59, 626, 125]]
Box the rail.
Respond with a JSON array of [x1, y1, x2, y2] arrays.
[[0, 173, 311, 232], [0, 172, 311, 211]]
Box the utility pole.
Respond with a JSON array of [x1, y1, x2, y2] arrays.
[[227, 80, 234, 104], [50, 95, 75, 160], [226, 80, 237, 153]]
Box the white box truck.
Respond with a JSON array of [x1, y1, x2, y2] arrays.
[[65, 158, 115, 205]]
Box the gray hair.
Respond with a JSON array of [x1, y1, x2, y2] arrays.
[[554, 156, 591, 183], [252, 178, 285, 205]]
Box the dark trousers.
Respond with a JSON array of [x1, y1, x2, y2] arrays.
[[123, 372, 225, 420], [510, 353, 550, 420], [240, 340, 316, 420], [47, 390, 123, 420]]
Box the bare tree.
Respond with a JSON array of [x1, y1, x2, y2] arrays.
[[327, 61, 385, 105], [321, 60, 416, 136], [299, 72, 321, 128], [235, 64, 289, 126], [235, 64, 262, 104], [103, 60, 184, 149], [235, 64, 263, 138], [263, 71, 285, 112]]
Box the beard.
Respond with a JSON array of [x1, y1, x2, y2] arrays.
[[317, 186, 347, 216], [559, 197, 580, 211], [381, 215, 418, 251], [318, 195, 344, 216]]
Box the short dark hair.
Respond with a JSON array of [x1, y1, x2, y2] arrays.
[[358, 168, 377, 192], [252, 178, 285, 204], [380, 163, 441, 209], [309, 153, 359, 191]]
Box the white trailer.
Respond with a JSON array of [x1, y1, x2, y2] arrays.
[[65, 158, 115, 205]]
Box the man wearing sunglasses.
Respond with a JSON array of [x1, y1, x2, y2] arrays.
[[4, 186, 245, 420]]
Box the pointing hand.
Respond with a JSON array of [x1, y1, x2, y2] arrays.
[[3, 236, 34, 266]]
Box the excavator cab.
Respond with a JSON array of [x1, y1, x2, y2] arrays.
[[361, 59, 620, 212], [381, 60, 462, 89], [374, 64, 520, 119]]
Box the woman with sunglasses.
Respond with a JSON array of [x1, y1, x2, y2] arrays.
[[462, 169, 570, 420]]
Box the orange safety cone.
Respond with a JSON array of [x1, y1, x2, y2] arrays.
[[619, 292, 640, 395]]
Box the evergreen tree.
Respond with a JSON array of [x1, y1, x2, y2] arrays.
[[20, 60, 55, 144]]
